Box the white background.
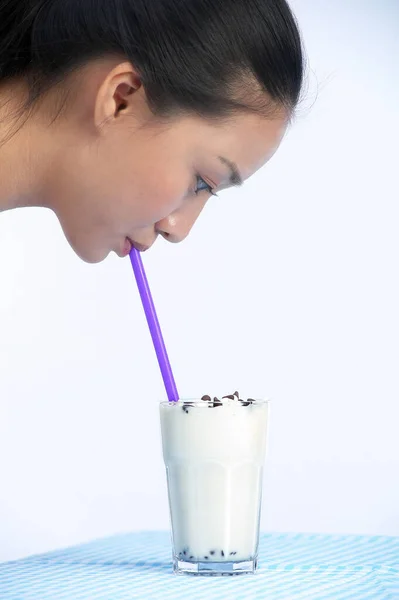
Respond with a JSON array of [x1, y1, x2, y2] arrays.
[[0, 0, 398, 562]]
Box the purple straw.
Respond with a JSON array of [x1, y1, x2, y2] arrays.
[[129, 247, 179, 402]]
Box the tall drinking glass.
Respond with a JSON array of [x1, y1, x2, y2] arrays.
[[160, 398, 269, 575]]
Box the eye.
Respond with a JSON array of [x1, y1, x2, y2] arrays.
[[194, 175, 216, 196]]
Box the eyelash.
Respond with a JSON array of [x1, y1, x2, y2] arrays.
[[194, 175, 217, 197]]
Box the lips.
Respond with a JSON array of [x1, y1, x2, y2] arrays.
[[130, 239, 150, 252], [118, 238, 132, 257], [117, 237, 151, 258]]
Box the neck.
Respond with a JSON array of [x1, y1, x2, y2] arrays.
[[0, 82, 49, 213]]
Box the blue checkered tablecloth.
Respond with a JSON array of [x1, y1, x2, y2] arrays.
[[1, 532, 398, 599]]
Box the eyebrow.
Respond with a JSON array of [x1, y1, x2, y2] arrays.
[[218, 156, 243, 187]]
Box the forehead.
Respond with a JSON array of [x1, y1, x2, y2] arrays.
[[170, 110, 288, 182], [214, 112, 288, 180]]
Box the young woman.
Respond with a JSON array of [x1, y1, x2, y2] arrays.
[[0, 0, 303, 263]]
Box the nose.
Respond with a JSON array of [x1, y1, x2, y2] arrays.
[[155, 195, 208, 243]]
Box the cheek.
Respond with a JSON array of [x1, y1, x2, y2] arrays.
[[99, 129, 191, 227], [127, 161, 189, 226]]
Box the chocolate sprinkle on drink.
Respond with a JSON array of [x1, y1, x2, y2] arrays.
[[201, 391, 255, 407], [182, 401, 194, 413]]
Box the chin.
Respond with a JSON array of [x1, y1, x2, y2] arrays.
[[75, 247, 110, 264], [66, 236, 110, 264], [55, 212, 110, 264], [78, 253, 108, 264]]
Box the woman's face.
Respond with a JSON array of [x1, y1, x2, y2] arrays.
[[44, 62, 288, 262]]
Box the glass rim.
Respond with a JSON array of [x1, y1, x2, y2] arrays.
[[160, 398, 270, 406]]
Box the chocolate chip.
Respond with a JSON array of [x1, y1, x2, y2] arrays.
[[207, 396, 223, 408], [201, 395, 211, 401], [183, 550, 186, 555], [221, 550, 225, 557], [234, 391, 239, 398], [204, 556, 209, 560], [189, 555, 194, 560], [241, 402, 250, 406], [210, 550, 215, 556], [230, 551, 237, 556], [247, 399, 255, 403], [222, 395, 235, 400]]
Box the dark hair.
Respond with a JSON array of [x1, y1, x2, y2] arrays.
[[0, 0, 304, 118]]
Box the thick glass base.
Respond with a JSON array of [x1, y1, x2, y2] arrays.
[[173, 556, 257, 576]]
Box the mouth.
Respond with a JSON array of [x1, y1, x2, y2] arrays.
[[117, 237, 150, 258], [130, 239, 151, 253]]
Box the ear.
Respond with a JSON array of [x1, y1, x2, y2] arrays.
[[94, 62, 142, 129]]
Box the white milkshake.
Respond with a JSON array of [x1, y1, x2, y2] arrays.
[[160, 396, 269, 575]]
